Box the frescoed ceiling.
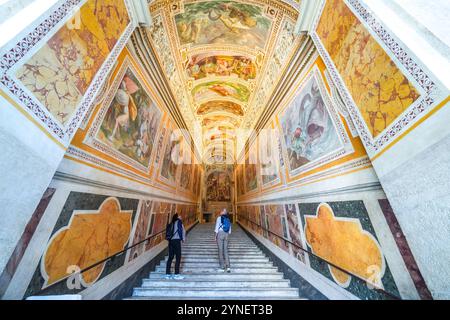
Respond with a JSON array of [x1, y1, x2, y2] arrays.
[[145, 0, 305, 164]]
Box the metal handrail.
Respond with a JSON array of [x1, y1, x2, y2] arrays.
[[34, 220, 199, 296], [237, 217, 400, 300]]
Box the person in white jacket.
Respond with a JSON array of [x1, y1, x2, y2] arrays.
[[215, 209, 231, 273]]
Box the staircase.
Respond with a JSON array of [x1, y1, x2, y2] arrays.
[[127, 223, 300, 300]]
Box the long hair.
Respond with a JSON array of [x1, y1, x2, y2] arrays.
[[171, 213, 179, 224]]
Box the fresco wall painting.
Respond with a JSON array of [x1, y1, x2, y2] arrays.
[[1, 0, 132, 142], [159, 126, 181, 185], [92, 63, 163, 169], [206, 170, 232, 202], [278, 67, 347, 177], [186, 54, 258, 80], [174, 1, 273, 49]]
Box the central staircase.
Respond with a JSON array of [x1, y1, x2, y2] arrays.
[[127, 223, 300, 299]]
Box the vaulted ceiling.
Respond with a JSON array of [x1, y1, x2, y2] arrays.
[[144, 0, 305, 164]]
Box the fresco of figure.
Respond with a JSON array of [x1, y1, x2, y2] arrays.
[[280, 76, 341, 172], [98, 69, 161, 167]]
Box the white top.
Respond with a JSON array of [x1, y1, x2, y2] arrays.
[[215, 215, 231, 234]]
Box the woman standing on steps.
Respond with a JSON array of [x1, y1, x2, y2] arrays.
[[165, 213, 186, 280], [215, 209, 232, 273]]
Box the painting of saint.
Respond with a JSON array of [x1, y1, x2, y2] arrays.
[[160, 129, 180, 183], [175, 1, 272, 49], [280, 75, 342, 173], [259, 129, 279, 185], [180, 164, 192, 190], [187, 54, 257, 80], [192, 81, 250, 103], [245, 154, 258, 193], [97, 68, 161, 167]]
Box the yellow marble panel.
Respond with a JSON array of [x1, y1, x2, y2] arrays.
[[43, 198, 132, 286], [316, 0, 420, 138], [305, 203, 383, 287]]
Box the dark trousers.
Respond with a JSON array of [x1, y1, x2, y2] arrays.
[[166, 239, 182, 274]]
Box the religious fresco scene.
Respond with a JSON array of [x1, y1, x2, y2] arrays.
[[279, 72, 342, 174], [175, 1, 272, 49], [1, 0, 447, 302], [97, 67, 162, 167]]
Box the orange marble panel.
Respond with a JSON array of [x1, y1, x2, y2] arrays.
[[304, 203, 383, 287], [316, 0, 420, 138], [43, 198, 132, 286]]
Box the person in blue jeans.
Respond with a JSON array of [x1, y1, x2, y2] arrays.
[[165, 214, 186, 280]]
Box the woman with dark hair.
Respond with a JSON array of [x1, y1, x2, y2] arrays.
[[165, 213, 186, 280]]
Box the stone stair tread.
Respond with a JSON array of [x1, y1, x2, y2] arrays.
[[127, 224, 300, 300]]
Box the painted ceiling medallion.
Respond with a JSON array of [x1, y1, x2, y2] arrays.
[[147, 0, 303, 162]]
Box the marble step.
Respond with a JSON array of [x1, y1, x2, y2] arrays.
[[126, 296, 303, 300], [160, 261, 274, 268], [141, 279, 291, 288], [163, 257, 270, 263], [148, 272, 285, 280], [132, 287, 299, 298], [154, 266, 278, 273]]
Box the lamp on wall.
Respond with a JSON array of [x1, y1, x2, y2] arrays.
[[130, 0, 153, 27], [294, 0, 324, 35]]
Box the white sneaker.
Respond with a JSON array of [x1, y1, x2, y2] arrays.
[[164, 274, 173, 280], [173, 274, 185, 280], [226, 268, 231, 273], [217, 268, 225, 272]]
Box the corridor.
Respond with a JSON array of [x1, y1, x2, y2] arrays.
[[0, 0, 448, 301]]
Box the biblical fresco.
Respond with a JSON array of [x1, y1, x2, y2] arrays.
[[160, 129, 180, 183], [279, 74, 341, 173], [259, 129, 279, 185], [197, 100, 244, 116], [244, 153, 258, 193], [206, 170, 232, 201], [192, 81, 250, 103], [298, 201, 400, 299], [97, 68, 162, 167], [15, 0, 130, 125], [180, 164, 192, 190], [175, 1, 272, 49], [316, 0, 420, 138], [202, 115, 240, 127], [187, 54, 258, 80]]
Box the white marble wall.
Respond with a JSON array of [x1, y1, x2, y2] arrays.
[[0, 94, 66, 277]]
